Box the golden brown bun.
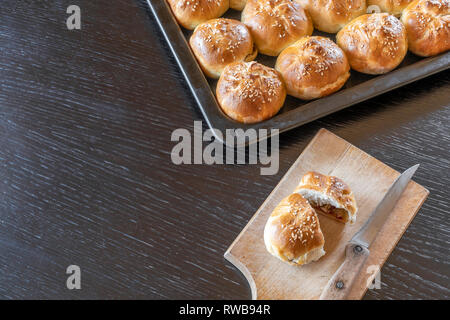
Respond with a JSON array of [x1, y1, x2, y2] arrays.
[[367, 0, 414, 16], [401, 0, 450, 57], [336, 13, 408, 74], [275, 36, 350, 100], [167, 0, 229, 30], [297, 0, 366, 33], [230, 0, 248, 10], [241, 0, 313, 56], [295, 171, 357, 224], [216, 61, 286, 123], [264, 193, 325, 265], [189, 19, 257, 79]]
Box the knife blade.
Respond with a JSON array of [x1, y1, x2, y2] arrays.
[[351, 164, 419, 249], [319, 164, 419, 300]]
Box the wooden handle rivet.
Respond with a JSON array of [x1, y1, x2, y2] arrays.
[[335, 280, 344, 290]]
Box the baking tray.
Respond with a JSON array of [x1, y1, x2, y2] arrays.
[[147, 0, 450, 145]]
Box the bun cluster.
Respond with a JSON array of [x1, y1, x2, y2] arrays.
[[167, 0, 449, 123]]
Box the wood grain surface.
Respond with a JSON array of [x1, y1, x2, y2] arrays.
[[0, 0, 449, 299], [226, 129, 429, 299]]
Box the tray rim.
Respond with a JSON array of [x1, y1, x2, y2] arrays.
[[147, 0, 450, 146]]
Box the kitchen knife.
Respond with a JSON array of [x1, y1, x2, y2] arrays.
[[319, 164, 420, 300]]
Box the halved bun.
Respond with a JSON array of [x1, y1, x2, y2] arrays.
[[264, 193, 325, 265], [295, 172, 357, 224]]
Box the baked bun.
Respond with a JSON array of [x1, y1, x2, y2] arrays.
[[401, 0, 450, 57], [297, 0, 366, 33], [230, 0, 248, 10], [295, 172, 357, 224], [264, 193, 325, 265], [336, 13, 408, 74], [167, 0, 229, 30], [189, 19, 257, 79], [275, 36, 350, 100], [241, 0, 313, 56], [367, 0, 414, 16], [216, 61, 286, 123]]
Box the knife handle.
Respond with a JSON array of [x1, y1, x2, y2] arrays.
[[319, 243, 370, 300]]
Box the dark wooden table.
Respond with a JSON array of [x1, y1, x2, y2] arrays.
[[0, 0, 449, 300]]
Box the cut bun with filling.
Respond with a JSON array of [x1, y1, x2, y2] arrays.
[[264, 193, 325, 265], [295, 172, 357, 224]]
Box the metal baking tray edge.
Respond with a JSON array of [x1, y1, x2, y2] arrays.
[[147, 0, 450, 146]]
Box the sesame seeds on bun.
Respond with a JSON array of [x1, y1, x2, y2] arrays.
[[336, 13, 408, 74], [276, 36, 350, 99], [401, 0, 450, 57], [167, 0, 229, 30], [242, 0, 314, 56], [297, 0, 367, 33], [216, 61, 287, 123], [190, 18, 258, 79]]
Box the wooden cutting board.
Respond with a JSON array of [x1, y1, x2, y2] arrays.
[[225, 128, 429, 300]]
